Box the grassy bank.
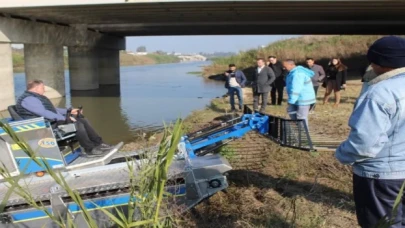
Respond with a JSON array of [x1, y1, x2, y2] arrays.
[[12, 49, 25, 73], [203, 35, 382, 81], [120, 52, 180, 66], [173, 79, 362, 227], [11, 49, 180, 72]]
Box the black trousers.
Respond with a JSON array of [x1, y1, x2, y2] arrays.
[[310, 86, 319, 111], [271, 86, 284, 105], [74, 118, 103, 152], [253, 91, 269, 112], [353, 174, 405, 228]]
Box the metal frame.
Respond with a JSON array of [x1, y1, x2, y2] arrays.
[[183, 113, 269, 158], [0, 138, 20, 179], [243, 105, 314, 151], [0, 113, 240, 226], [65, 142, 124, 170]]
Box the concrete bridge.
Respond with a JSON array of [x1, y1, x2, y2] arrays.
[[0, 0, 404, 110]]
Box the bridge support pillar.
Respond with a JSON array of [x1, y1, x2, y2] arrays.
[[0, 43, 14, 111], [24, 44, 65, 98], [99, 49, 120, 85], [68, 46, 99, 90]]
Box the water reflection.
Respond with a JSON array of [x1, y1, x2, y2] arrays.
[[8, 62, 225, 143], [68, 85, 133, 143]]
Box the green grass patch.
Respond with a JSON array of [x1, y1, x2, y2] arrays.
[[219, 145, 236, 161], [146, 54, 180, 64], [187, 71, 202, 75]]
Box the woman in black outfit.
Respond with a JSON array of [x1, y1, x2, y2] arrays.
[[323, 58, 347, 107]]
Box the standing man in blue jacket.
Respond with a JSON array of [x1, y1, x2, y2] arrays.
[[282, 59, 316, 130], [224, 64, 247, 111], [336, 36, 405, 228]]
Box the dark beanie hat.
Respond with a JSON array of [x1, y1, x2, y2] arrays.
[[367, 36, 405, 68]]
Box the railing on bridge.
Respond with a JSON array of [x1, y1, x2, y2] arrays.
[[243, 105, 314, 151]]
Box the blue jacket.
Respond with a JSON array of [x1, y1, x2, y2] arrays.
[[224, 70, 247, 88], [16, 91, 67, 121], [336, 67, 405, 179], [286, 66, 316, 105]]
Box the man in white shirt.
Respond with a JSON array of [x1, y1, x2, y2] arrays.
[[224, 64, 247, 111]]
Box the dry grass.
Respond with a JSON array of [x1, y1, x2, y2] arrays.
[[119, 52, 156, 66], [175, 79, 364, 227], [203, 35, 382, 80], [119, 52, 179, 66]]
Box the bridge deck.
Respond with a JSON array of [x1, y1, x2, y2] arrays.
[[1, 1, 405, 36]]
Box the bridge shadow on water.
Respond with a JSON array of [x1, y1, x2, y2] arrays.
[[62, 85, 135, 143], [70, 84, 121, 98]]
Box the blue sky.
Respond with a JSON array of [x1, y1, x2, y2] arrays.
[[126, 35, 300, 54]]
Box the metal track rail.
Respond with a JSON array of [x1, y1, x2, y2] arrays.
[[0, 146, 181, 208]]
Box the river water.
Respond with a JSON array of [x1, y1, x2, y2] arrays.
[[8, 61, 225, 143]]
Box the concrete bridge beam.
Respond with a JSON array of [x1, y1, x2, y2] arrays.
[[0, 17, 125, 50], [68, 46, 99, 90], [24, 44, 65, 98], [98, 49, 120, 85], [0, 43, 14, 111]]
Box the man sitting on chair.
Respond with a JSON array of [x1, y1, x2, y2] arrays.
[[15, 79, 114, 157]]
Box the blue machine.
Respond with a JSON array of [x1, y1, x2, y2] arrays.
[[182, 105, 314, 158], [0, 105, 313, 227], [183, 113, 269, 158]]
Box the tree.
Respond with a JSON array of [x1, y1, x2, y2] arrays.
[[155, 50, 165, 55], [136, 46, 147, 52]]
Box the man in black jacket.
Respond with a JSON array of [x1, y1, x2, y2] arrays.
[[268, 56, 286, 105], [253, 58, 276, 112]]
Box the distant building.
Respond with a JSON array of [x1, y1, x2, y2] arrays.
[[134, 52, 148, 55], [125, 51, 136, 55], [177, 54, 207, 62]]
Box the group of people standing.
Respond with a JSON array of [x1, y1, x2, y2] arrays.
[[226, 36, 405, 228], [224, 55, 348, 129], [267, 56, 348, 109]]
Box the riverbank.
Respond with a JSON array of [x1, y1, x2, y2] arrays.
[[180, 81, 360, 227], [119, 52, 180, 66], [203, 35, 382, 82], [122, 78, 361, 227], [11, 49, 180, 72]]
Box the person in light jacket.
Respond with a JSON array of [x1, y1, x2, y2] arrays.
[[224, 64, 247, 111], [359, 64, 377, 96], [252, 58, 276, 112], [283, 59, 316, 130], [336, 36, 405, 228]]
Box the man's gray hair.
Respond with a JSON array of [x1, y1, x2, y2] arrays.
[[27, 79, 44, 90]]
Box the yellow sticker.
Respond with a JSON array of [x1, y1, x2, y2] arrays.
[[11, 144, 21, 150], [38, 138, 57, 148]]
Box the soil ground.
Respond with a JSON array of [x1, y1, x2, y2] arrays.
[[177, 80, 363, 228]]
